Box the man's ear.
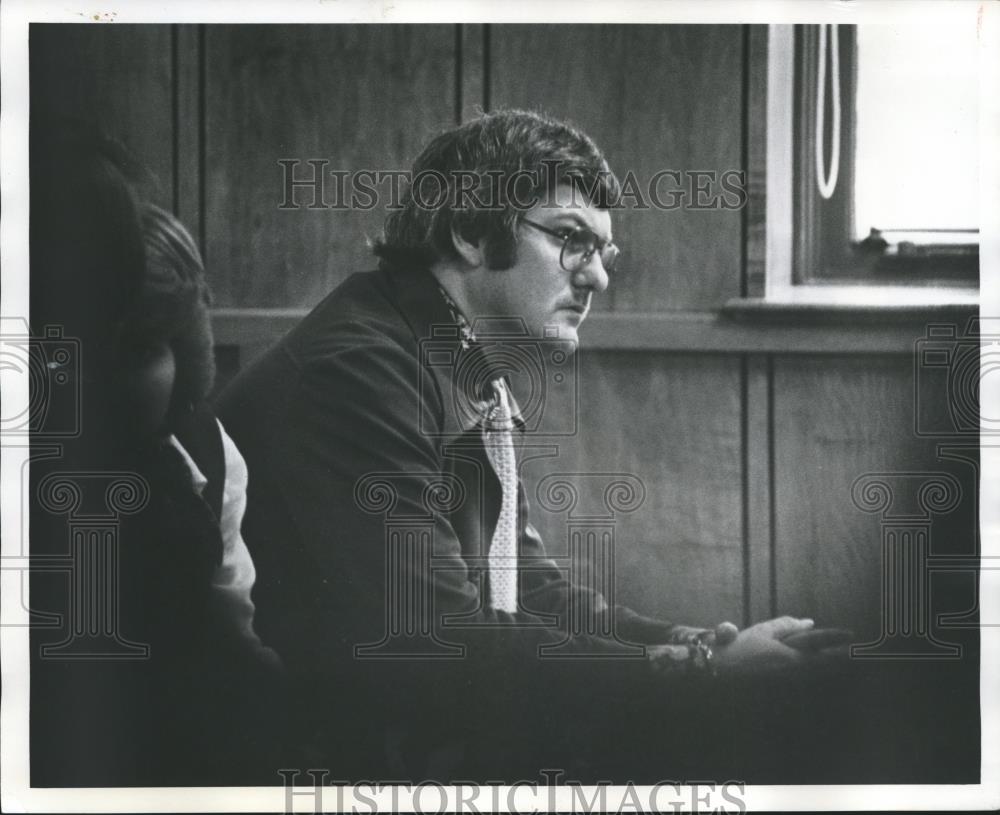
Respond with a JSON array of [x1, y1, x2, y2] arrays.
[[450, 224, 485, 268]]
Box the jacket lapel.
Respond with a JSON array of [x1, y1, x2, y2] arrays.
[[383, 264, 484, 437]]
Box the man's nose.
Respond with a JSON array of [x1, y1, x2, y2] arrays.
[[573, 252, 610, 293]]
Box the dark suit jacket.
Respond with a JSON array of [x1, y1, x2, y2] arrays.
[[216, 264, 679, 778], [30, 405, 280, 786]]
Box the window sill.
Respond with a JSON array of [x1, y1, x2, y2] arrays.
[[724, 285, 978, 325]]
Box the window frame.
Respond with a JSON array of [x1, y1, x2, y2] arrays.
[[754, 24, 979, 309]]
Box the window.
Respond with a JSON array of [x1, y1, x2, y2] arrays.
[[758, 22, 980, 306]]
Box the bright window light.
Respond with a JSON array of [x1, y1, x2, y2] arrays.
[[854, 23, 979, 241]]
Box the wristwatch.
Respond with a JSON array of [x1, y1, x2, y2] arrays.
[[683, 629, 717, 677]]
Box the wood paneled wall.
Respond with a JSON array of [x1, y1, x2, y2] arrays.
[[522, 352, 745, 627], [772, 356, 978, 641], [203, 25, 456, 307], [30, 24, 175, 210], [30, 23, 977, 638], [490, 25, 744, 312]]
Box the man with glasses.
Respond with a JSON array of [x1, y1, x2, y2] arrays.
[[218, 109, 829, 781]]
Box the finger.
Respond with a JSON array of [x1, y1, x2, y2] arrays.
[[714, 621, 739, 645], [780, 627, 854, 651], [761, 616, 814, 637]]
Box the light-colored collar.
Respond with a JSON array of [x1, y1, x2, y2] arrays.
[[166, 434, 207, 496]]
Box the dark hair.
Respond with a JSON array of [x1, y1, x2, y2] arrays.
[[30, 122, 214, 414], [133, 203, 216, 406], [372, 109, 620, 271], [30, 123, 149, 346]]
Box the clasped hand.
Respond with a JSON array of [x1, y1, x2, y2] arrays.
[[649, 617, 852, 677]]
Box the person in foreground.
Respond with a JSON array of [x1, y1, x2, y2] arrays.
[[30, 128, 280, 786], [217, 109, 847, 780]]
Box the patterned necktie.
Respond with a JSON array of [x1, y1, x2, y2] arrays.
[[434, 284, 519, 612], [483, 378, 518, 613]]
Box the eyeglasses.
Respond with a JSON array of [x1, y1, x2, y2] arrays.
[[521, 218, 620, 275]]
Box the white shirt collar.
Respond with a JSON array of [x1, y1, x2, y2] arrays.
[[166, 434, 207, 496]]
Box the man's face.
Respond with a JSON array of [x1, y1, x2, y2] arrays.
[[475, 184, 612, 348]]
